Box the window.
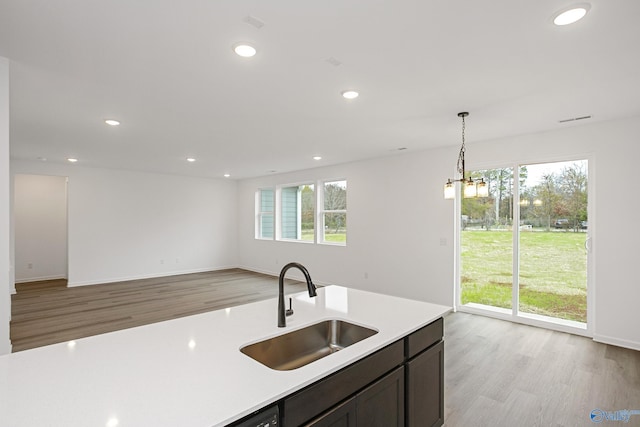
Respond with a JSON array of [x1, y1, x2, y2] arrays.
[[320, 180, 347, 244], [256, 188, 274, 239], [459, 160, 590, 332], [255, 179, 347, 245], [281, 184, 315, 242]]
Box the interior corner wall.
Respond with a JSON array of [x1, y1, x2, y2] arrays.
[[11, 160, 239, 287], [14, 174, 68, 283], [0, 57, 11, 355], [464, 115, 640, 350], [237, 115, 640, 350], [236, 153, 456, 308]]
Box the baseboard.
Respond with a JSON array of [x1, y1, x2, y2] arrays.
[[593, 334, 640, 352], [66, 265, 238, 287], [237, 265, 279, 278], [14, 274, 67, 284], [237, 265, 333, 287]]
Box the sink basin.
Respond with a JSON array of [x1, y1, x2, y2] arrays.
[[240, 319, 378, 371]]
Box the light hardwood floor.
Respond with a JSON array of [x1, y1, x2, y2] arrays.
[[445, 312, 640, 427], [11, 271, 640, 426], [10, 268, 309, 352]]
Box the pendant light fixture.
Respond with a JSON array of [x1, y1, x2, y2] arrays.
[[444, 112, 488, 200]]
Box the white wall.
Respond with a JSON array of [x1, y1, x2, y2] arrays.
[[465, 116, 640, 350], [11, 161, 238, 286], [1, 57, 11, 354], [237, 152, 456, 307], [14, 174, 68, 282], [237, 115, 640, 350]]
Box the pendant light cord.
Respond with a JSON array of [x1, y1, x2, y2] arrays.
[[457, 114, 466, 178]]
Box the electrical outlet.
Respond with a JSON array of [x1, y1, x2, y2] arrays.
[[176, 258, 180, 264], [364, 272, 368, 279], [160, 259, 165, 265], [27, 263, 33, 269]]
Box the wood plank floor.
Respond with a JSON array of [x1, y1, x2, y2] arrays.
[[10, 268, 309, 352], [445, 312, 640, 427], [11, 273, 640, 425]]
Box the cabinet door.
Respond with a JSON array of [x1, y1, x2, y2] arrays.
[[406, 341, 444, 427], [304, 399, 356, 427], [356, 366, 405, 427]]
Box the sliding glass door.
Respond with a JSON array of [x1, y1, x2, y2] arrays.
[[460, 167, 514, 313], [459, 160, 589, 331]]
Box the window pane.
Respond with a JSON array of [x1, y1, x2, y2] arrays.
[[260, 189, 274, 212], [323, 212, 346, 243], [258, 189, 274, 239], [300, 185, 315, 241], [461, 168, 514, 311], [260, 213, 274, 239], [518, 161, 588, 323], [281, 184, 314, 241], [281, 187, 298, 239], [324, 180, 347, 210]]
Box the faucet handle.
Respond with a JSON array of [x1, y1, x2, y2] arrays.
[[285, 297, 294, 317]]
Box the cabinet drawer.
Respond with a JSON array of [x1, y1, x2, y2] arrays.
[[405, 317, 443, 359], [284, 340, 404, 427]]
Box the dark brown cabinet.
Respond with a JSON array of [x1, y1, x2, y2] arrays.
[[305, 398, 356, 427], [306, 367, 405, 427], [355, 366, 404, 427], [228, 317, 444, 427], [406, 341, 444, 427]]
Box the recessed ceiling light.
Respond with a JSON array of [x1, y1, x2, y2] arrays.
[[313, 156, 322, 160], [186, 157, 196, 162], [67, 158, 78, 163], [553, 4, 590, 26], [233, 43, 257, 58], [223, 173, 231, 178], [341, 90, 359, 100], [104, 119, 120, 126]]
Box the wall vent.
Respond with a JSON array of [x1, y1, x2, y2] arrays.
[[559, 115, 592, 123]]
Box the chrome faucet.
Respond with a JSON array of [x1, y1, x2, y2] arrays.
[[278, 262, 317, 327]]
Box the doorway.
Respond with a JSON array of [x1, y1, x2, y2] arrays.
[[14, 174, 68, 284], [458, 160, 590, 333]]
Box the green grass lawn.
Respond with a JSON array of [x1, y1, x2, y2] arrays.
[[301, 229, 346, 242], [461, 230, 587, 322]]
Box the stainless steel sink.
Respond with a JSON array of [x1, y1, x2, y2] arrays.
[[240, 319, 378, 371]]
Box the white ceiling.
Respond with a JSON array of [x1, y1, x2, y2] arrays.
[[2, 0, 639, 179]]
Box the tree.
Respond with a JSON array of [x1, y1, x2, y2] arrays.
[[532, 173, 561, 231], [559, 163, 588, 231], [323, 183, 346, 211], [466, 168, 519, 227], [300, 185, 315, 230], [323, 182, 347, 233]]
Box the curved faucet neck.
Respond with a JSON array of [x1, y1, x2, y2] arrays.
[[278, 262, 317, 327]]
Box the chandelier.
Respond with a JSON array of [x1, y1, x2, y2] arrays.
[[443, 112, 488, 199]]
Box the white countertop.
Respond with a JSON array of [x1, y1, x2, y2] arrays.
[[0, 285, 451, 427]]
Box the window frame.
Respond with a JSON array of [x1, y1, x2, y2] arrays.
[[254, 178, 348, 246], [277, 182, 316, 243], [255, 188, 275, 240], [318, 179, 347, 246]]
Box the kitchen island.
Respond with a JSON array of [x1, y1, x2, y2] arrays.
[[0, 285, 450, 426]]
